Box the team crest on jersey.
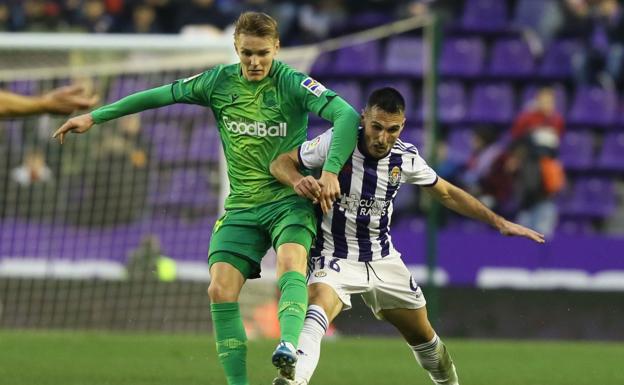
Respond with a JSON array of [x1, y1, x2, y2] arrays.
[[304, 135, 322, 151], [314, 271, 327, 278], [389, 166, 402, 186], [301, 77, 327, 97]]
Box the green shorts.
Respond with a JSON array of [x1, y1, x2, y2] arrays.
[[208, 195, 317, 279]]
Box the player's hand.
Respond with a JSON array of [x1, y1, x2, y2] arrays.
[[52, 113, 95, 144], [318, 171, 340, 214], [41, 85, 99, 115], [293, 175, 322, 203], [498, 219, 545, 243]]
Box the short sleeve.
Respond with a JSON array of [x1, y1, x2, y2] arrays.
[[171, 65, 222, 106], [401, 148, 438, 186], [298, 128, 333, 170]]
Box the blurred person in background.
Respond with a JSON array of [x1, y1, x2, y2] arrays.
[[509, 87, 566, 237], [0, 85, 98, 117], [11, 147, 53, 187], [568, 0, 624, 88], [79, 0, 114, 33], [174, 0, 231, 34]]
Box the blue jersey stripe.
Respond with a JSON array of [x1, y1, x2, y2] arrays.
[[379, 152, 404, 257], [356, 156, 379, 262], [330, 156, 353, 258]]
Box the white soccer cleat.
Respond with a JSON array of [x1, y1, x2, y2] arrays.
[[272, 378, 307, 385], [271, 341, 298, 380]]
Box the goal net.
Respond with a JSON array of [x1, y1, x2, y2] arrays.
[[0, 15, 434, 333]]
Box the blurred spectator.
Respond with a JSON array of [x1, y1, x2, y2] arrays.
[[11, 148, 53, 186], [121, 3, 162, 33], [509, 87, 566, 237], [79, 0, 115, 33], [570, 0, 624, 87], [511, 87, 564, 150], [175, 0, 231, 34], [297, 0, 347, 42]]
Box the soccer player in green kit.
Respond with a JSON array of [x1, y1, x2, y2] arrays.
[[53, 12, 359, 385]]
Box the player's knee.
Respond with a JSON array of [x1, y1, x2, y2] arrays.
[[405, 324, 436, 345], [207, 281, 238, 303], [276, 250, 307, 274]]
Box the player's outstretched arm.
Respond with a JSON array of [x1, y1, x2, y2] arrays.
[[270, 149, 321, 203], [423, 177, 545, 243], [0, 85, 97, 117], [52, 84, 177, 144]]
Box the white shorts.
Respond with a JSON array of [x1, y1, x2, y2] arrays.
[[307, 256, 426, 320]]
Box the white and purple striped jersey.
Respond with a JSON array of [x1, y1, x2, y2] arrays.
[[299, 128, 438, 262]]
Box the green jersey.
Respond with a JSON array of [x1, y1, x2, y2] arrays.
[[171, 61, 338, 209], [90, 60, 359, 211]]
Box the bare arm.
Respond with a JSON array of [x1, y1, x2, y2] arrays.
[[423, 177, 545, 243], [0, 85, 97, 117], [270, 149, 322, 204]]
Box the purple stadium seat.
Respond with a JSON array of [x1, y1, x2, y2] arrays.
[[559, 131, 594, 171], [568, 87, 617, 126], [8, 80, 38, 96], [187, 124, 221, 162], [540, 40, 581, 79], [309, 51, 333, 77], [383, 37, 425, 76], [560, 178, 616, 218], [152, 169, 215, 208], [333, 41, 381, 76], [596, 132, 624, 171], [399, 126, 424, 150], [489, 38, 535, 77], [468, 83, 515, 123], [556, 218, 595, 235], [325, 80, 363, 111], [462, 0, 508, 32], [447, 128, 474, 164], [107, 75, 150, 103], [438, 82, 467, 123], [521, 84, 567, 114], [440, 37, 485, 77], [145, 123, 187, 163], [365, 80, 415, 116]]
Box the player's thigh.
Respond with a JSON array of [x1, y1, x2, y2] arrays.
[[264, 195, 317, 253], [208, 210, 271, 280], [307, 282, 343, 322], [361, 258, 427, 320], [308, 256, 369, 314], [380, 307, 435, 345]]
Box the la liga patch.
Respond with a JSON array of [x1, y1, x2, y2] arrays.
[[301, 77, 327, 97]]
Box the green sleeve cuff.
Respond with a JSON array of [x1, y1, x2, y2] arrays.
[[320, 97, 359, 174], [91, 84, 176, 124]]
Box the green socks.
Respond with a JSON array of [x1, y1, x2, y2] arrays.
[[211, 302, 248, 385], [277, 271, 308, 346]]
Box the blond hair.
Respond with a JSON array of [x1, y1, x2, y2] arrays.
[[234, 12, 279, 40]]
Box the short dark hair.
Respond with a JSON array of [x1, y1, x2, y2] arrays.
[[234, 12, 279, 40], [365, 87, 405, 114]]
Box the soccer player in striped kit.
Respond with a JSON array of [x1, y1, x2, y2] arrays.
[[270, 87, 545, 385]]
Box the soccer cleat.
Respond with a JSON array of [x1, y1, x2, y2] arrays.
[[271, 341, 298, 380], [271, 378, 307, 385]]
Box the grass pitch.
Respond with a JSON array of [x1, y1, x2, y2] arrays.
[[1, 330, 622, 385]]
